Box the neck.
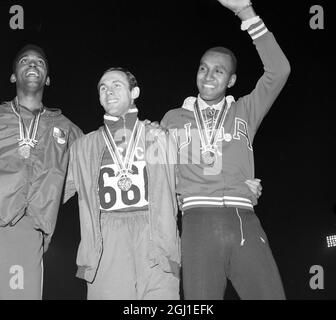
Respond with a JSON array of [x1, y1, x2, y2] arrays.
[[16, 90, 44, 112], [199, 95, 226, 108]]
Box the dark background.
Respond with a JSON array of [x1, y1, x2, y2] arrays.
[[0, 0, 335, 300]]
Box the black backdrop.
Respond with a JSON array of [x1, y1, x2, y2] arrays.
[[0, 0, 335, 300]]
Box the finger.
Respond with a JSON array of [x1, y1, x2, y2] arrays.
[[246, 180, 258, 187]]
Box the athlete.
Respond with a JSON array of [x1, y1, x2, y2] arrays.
[[161, 0, 291, 299], [63, 67, 180, 300], [0, 45, 83, 300]]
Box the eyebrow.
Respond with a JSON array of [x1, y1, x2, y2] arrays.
[[200, 61, 229, 73], [19, 55, 46, 62], [99, 79, 125, 87]]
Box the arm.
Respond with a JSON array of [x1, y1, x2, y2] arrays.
[[218, 0, 291, 134], [63, 143, 78, 204]]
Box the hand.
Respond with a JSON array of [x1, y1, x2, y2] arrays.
[[245, 178, 262, 199], [216, 0, 251, 13], [144, 119, 167, 137]]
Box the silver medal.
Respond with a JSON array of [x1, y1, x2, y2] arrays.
[[202, 151, 216, 166]]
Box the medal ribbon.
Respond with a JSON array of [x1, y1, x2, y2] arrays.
[[193, 99, 229, 152], [102, 119, 143, 176], [11, 97, 43, 148]]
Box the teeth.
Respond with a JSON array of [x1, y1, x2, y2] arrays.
[[26, 72, 39, 77]]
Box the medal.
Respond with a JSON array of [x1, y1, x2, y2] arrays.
[[202, 150, 216, 166], [11, 97, 43, 159], [19, 145, 31, 159], [117, 175, 133, 192], [193, 99, 230, 166], [102, 119, 143, 192], [208, 108, 216, 117]]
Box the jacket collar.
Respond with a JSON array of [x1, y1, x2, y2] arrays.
[[181, 95, 235, 112]]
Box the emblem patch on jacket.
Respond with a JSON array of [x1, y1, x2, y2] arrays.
[[53, 127, 67, 145]]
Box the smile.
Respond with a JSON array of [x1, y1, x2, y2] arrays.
[[203, 84, 216, 89], [25, 70, 40, 78], [107, 99, 119, 103]]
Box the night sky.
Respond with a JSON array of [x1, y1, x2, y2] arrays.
[[0, 0, 335, 300]]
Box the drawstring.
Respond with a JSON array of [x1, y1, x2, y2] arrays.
[[235, 208, 246, 246]]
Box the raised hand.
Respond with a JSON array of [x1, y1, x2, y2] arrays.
[[216, 0, 251, 13]]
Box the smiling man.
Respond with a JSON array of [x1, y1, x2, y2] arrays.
[[0, 45, 83, 300], [63, 67, 180, 300], [161, 0, 291, 300]]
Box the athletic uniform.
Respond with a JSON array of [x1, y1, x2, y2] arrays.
[[63, 109, 180, 300], [0, 98, 83, 300], [161, 18, 290, 299]]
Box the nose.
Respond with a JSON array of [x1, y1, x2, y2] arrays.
[[107, 88, 115, 95], [205, 70, 214, 81], [29, 60, 37, 68]]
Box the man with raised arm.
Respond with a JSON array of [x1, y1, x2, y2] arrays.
[[161, 0, 291, 299]]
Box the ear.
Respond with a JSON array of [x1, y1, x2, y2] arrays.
[[227, 74, 237, 88], [46, 76, 51, 86], [10, 74, 16, 84], [131, 86, 140, 100]]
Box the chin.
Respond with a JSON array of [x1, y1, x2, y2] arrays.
[[200, 94, 215, 102]]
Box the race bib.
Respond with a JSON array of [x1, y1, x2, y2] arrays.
[[98, 160, 148, 211]]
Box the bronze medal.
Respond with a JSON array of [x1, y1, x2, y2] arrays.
[[19, 145, 31, 159], [11, 98, 43, 161]]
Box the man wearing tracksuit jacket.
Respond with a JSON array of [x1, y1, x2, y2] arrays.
[[0, 45, 83, 300], [63, 67, 180, 299], [161, 0, 291, 299]]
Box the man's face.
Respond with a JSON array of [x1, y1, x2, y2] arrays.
[[12, 50, 49, 90], [99, 71, 137, 117], [197, 51, 235, 105]]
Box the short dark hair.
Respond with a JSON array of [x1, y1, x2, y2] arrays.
[[98, 67, 138, 91], [12, 44, 49, 74], [203, 47, 237, 75]]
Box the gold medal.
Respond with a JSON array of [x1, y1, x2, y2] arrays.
[[19, 145, 31, 159], [102, 120, 143, 193], [117, 175, 133, 192]]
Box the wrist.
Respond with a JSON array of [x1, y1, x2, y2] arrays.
[[235, 4, 257, 21]]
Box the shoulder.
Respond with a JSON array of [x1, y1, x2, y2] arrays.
[[162, 107, 186, 125], [0, 101, 12, 113], [73, 127, 102, 145], [44, 108, 84, 139]]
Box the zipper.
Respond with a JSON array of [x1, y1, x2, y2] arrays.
[[144, 130, 153, 241], [95, 134, 106, 252]]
